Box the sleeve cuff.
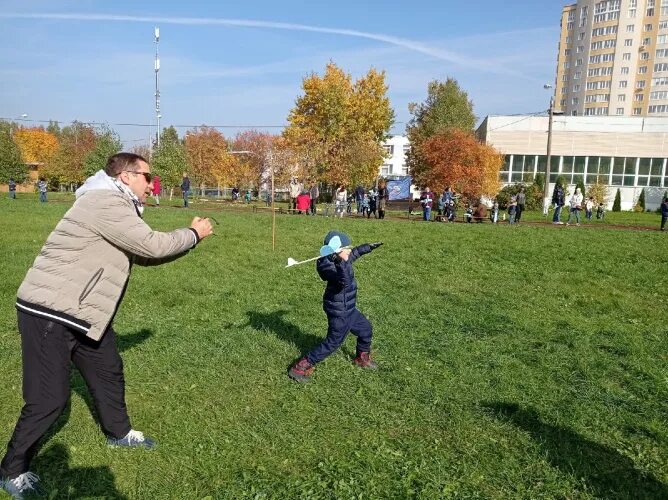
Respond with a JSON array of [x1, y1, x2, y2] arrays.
[[188, 228, 200, 247]]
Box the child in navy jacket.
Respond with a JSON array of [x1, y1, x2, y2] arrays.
[[288, 231, 383, 382]]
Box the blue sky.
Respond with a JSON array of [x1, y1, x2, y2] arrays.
[[0, 0, 563, 147]]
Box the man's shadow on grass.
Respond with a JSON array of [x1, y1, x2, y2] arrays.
[[246, 310, 322, 353], [32, 443, 127, 499], [484, 402, 668, 499]]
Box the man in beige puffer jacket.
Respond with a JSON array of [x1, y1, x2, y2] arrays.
[[1, 153, 214, 497]]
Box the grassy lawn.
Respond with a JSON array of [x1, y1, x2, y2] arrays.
[[0, 196, 666, 499]]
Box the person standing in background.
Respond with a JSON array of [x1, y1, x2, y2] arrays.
[[37, 179, 47, 203], [152, 175, 161, 206], [180, 173, 190, 208], [377, 180, 389, 219], [515, 186, 526, 223], [309, 182, 319, 215], [419, 187, 435, 221], [8, 178, 16, 200]]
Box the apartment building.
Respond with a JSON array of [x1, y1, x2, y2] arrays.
[[555, 0, 668, 117]]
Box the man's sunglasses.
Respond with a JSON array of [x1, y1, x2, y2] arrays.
[[125, 171, 152, 183]]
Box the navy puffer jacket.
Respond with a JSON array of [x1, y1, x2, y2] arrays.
[[317, 244, 372, 317]]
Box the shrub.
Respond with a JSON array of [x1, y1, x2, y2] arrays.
[[638, 188, 646, 211], [612, 188, 622, 212]]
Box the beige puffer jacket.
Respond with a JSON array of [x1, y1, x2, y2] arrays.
[[17, 183, 197, 341]]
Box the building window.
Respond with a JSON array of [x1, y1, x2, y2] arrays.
[[618, 94, 626, 101], [623, 52, 631, 60], [620, 80, 628, 88], [381, 164, 391, 175], [576, 58, 583, 66], [639, 66, 648, 74], [621, 66, 630, 74], [573, 84, 581, 92], [572, 97, 580, 105], [650, 90, 668, 99], [656, 63, 668, 72], [611, 157, 637, 186], [645, 24, 653, 31], [635, 94, 644, 101], [578, 32, 585, 40], [649, 104, 668, 112], [625, 39, 633, 46], [637, 80, 646, 88], [383, 145, 394, 156], [626, 24, 635, 32], [574, 71, 582, 79], [640, 52, 650, 60], [616, 107, 625, 114], [633, 107, 642, 114], [565, 48, 572, 56], [657, 49, 668, 58]]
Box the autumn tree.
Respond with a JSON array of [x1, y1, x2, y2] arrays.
[[184, 126, 229, 184], [83, 126, 122, 177], [406, 78, 476, 178], [13, 127, 60, 167], [46, 122, 97, 186], [0, 121, 27, 183], [283, 62, 394, 187], [231, 130, 277, 189], [417, 129, 502, 199], [152, 126, 187, 191]]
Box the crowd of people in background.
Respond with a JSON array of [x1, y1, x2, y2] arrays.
[[4, 174, 667, 231]]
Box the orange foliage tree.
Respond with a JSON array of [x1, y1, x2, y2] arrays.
[[13, 127, 59, 165], [46, 122, 97, 186], [184, 126, 229, 184], [417, 129, 503, 199], [231, 130, 277, 189]]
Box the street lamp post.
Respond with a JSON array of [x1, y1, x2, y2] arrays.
[[542, 84, 563, 216], [544, 95, 555, 216]]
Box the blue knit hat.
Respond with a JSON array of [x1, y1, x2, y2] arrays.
[[323, 231, 351, 247]]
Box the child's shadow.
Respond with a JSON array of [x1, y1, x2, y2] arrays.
[[32, 442, 127, 499], [246, 310, 322, 353]]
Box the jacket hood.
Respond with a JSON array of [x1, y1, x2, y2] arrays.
[[75, 170, 117, 198]]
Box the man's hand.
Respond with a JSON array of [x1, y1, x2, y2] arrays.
[[190, 217, 214, 240], [368, 242, 384, 250]]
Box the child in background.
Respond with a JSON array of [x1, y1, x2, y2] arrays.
[[360, 193, 370, 217], [585, 197, 594, 221], [596, 203, 605, 220], [508, 196, 517, 224], [288, 232, 383, 382]]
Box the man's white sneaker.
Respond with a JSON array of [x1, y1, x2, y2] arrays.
[[107, 429, 156, 449], [2, 472, 41, 499]]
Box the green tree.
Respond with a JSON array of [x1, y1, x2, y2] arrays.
[[0, 121, 27, 183], [152, 127, 187, 191], [637, 188, 646, 211], [406, 78, 476, 180], [83, 126, 122, 177], [612, 188, 622, 212], [576, 178, 586, 200], [46, 120, 61, 139]]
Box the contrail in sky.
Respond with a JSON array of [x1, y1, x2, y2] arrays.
[[0, 12, 534, 78]]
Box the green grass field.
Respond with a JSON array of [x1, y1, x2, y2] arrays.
[[0, 196, 666, 499]]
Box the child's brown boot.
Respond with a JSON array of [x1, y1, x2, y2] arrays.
[[288, 357, 315, 382]]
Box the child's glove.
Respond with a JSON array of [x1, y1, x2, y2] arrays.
[[368, 242, 384, 250]]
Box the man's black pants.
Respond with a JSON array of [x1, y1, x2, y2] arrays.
[[0, 311, 131, 480]]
